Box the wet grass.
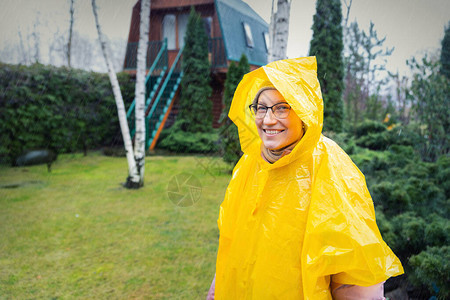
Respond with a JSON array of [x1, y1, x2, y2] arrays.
[[0, 152, 231, 299]]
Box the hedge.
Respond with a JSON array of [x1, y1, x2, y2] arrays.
[[0, 63, 135, 164]]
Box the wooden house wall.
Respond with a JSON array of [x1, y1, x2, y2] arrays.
[[127, 0, 219, 43]]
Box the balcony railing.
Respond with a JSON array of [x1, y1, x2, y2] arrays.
[[124, 40, 166, 70], [208, 37, 227, 68], [124, 37, 227, 70]]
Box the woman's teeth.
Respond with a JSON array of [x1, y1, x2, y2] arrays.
[[265, 130, 283, 134]]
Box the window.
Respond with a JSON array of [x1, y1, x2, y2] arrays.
[[242, 22, 254, 48], [178, 13, 189, 48], [263, 32, 270, 53], [203, 17, 213, 37], [162, 14, 176, 50]]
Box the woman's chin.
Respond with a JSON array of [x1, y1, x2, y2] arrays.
[[263, 141, 283, 151]]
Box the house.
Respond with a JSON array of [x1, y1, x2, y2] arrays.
[[123, 0, 269, 149]]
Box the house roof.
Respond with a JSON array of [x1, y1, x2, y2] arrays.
[[215, 0, 269, 66]]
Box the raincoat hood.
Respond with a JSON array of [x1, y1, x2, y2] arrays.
[[216, 57, 403, 300], [229, 56, 323, 167]]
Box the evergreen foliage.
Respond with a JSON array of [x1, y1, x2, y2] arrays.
[[441, 22, 450, 79], [409, 246, 449, 299], [219, 54, 250, 165], [157, 121, 219, 153], [309, 0, 344, 132], [408, 56, 449, 161], [177, 7, 212, 133], [0, 63, 134, 165], [331, 123, 449, 298]]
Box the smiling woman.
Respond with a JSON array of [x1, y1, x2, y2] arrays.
[[208, 56, 403, 299]]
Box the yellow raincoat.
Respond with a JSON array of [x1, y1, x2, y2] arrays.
[[215, 57, 403, 299]]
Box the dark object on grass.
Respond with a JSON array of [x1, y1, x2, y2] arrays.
[[15, 150, 57, 172]]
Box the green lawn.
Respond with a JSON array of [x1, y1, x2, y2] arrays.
[[0, 153, 231, 299]]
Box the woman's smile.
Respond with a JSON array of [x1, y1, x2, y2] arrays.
[[263, 129, 285, 135]]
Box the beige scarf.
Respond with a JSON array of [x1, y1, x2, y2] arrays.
[[261, 138, 301, 164]]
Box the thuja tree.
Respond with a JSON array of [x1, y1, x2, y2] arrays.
[[441, 22, 450, 79], [219, 54, 250, 165], [309, 0, 344, 132], [178, 7, 212, 133]]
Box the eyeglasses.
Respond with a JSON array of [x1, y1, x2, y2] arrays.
[[248, 102, 292, 119]]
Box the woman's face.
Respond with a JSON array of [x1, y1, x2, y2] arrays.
[[255, 89, 304, 150]]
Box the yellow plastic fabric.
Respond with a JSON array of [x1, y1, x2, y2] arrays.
[[215, 57, 403, 299]]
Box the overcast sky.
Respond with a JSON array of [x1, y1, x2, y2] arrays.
[[0, 0, 449, 76]]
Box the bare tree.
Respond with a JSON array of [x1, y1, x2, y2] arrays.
[[134, 0, 151, 186], [18, 29, 29, 64], [92, 0, 140, 187], [48, 29, 65, 66], [68, 0, 75, 67], [31, 13, 41, 63], [388, 71, 411, 124], [72, 31, 96, 69], [343, 21, 394, 126], [268, 0, 291, 62], [342, 0, 353, 28]]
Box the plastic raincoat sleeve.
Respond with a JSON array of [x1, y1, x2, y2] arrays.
[[301, 137, 403, 298]]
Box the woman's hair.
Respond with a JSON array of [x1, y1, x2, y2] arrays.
[[252, 85, 276, 106]]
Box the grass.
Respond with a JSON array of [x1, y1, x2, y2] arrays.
[[0, 152, 232, 299]]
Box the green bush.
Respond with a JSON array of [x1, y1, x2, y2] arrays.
[[0, 63, 135, 164], [424, 214, 450, 248], [390, 212, 426, 260], [354, 122, 422, 151], [375, 208, 396, 248], [371, 181, 412, 216], [346, 119, 447, 295], [388, 212, 449, 262], [350, 148, 389, 174], [409, 246, 449, 299], [157, 121, 219, 154], [355, 119, 387, 138], [324, 131, 360, 154], [435, 155, 450, 198]]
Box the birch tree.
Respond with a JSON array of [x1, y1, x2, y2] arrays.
[[92, 0, 149, 188], [67, 0, 75, 68], [134, 0, 151, 185], [268, 0, 291, 62]]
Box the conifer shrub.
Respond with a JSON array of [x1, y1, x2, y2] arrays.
[[219, 54, 250, 166], [409, 246, 449, 299], [355, 119, 387, 138], [309, 0, 344, 132]]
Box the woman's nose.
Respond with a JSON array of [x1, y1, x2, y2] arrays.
[[263, 109, 277, 125]]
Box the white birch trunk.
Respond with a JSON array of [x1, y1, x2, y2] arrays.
[[268, 0, 276, 60], [268, 0, 291, 62], [134, 0, 151, 185], [91, 0, 140, 187]]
